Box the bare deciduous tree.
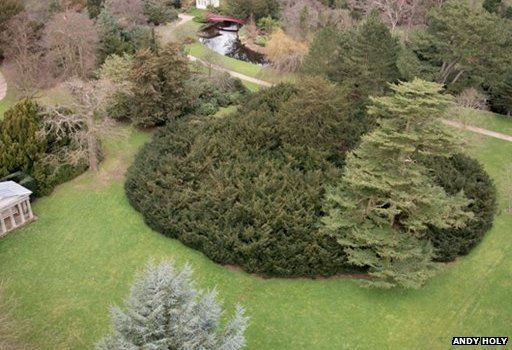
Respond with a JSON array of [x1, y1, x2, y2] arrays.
[[0, 12, 48, 95], [281, 0, 354, 39], [366, 0, 423, 30], [41, 79, 127, 172], [43, 10, 99, 81], [105, 0, 146, 29]]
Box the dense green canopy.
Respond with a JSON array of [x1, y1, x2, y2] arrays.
[[126, 79, 359, 276], [126, 79, 496, 283]]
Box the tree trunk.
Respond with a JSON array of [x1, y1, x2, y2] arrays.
[[86, 112, 99, 172]]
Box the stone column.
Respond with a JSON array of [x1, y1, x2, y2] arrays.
[[27, 199, 34, 220], [0, 218, 6, 235], [18, 203, 26, 224], [9, 214, 16, 229]]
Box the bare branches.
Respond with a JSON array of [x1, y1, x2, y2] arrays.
[[0, 12, 48, 96], [366, 0, 421, 30], [40, 79, 128, 172], [42, 10, 99, 80]]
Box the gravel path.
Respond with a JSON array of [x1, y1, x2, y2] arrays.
[[176, 13, 194, 26], [442, 119, 512, 142], [187, 55, 274, 87]]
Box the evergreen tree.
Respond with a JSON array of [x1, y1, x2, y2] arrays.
[[302, 26, 339, 79], [413, 1, 512, 88], [130, 43, 190, 127], [225, 0, 280, 20], [304, 12, 401, 97], [96, 261, 248, 350], [483, 0, 503, 14], [96, 8, 136, 61], [0, 99, 44, 177], [488, 69, 512, 115], [321, 79, 473, 288], [335, 11, 401, 96], [87, 0, 105, 18]]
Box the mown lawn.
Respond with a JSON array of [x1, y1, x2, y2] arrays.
[[0, 87, 16, 119], [452, 106, 512, 135], [0, 120, 511, 349]]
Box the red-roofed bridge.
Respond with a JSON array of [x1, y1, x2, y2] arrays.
[[206, 13, 247, 25]]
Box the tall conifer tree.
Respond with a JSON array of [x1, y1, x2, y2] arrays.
[[322, 79, 473, 288], [304, 12, 401, 97]]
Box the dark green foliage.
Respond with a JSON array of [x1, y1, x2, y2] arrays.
[[504, 6, 512, 19], [424, 154, 497, 262], [0, 99, 44, 178], [126, 79, 370, 276], [321, 80, 474, 288], [32, 161, 88, 196], [144, 0, 178, 25], [87, 0, 104, 18], [483, 0, 503, 14], [224, 0, 280, 20], [397, 46, 437, 82], [302, 26, 339, 79], [129, 43, 190, 127], [0, 100, 88, 196], [488, 69, 512, 115], [185, 74, 247, 116], [96, 8, 156, 62], [412, 1, 512, 90], [304, 12, 400, 97], [107, 90, 133, 121]]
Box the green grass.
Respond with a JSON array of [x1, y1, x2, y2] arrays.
[[0, 84, 16, 120], [0, 119, 511, 349], [185, 6, 207, 18], [156, 20, 203, 46], [188, 62, 262, 91], [452, 106, 512, 136], [240, 80, 262, 92], [0, 82, 73, 120], [156, 12, 294, 85], [186, 43, 296, 84]]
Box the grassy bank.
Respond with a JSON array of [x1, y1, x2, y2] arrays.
[[0, 119, 510, 349], [452, 107, 512, 136], [186, 42, 295, 84]]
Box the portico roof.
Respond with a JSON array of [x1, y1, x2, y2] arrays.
[[0, 181, 32, 211]]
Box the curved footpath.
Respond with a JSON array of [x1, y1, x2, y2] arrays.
[[442, 119, 512, 142], [187, 55, 273, 87], [0, 71, 7, 101], [1, 15, 508, 143]]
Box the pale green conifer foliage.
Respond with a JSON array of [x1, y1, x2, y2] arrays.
[[322, 79, 473, 289]]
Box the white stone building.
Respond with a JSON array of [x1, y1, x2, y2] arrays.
[[196, 0, 220, 10], [0, 181, 34, 236]]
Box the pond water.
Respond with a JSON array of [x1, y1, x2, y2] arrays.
[[199, 25, 269, 66]]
